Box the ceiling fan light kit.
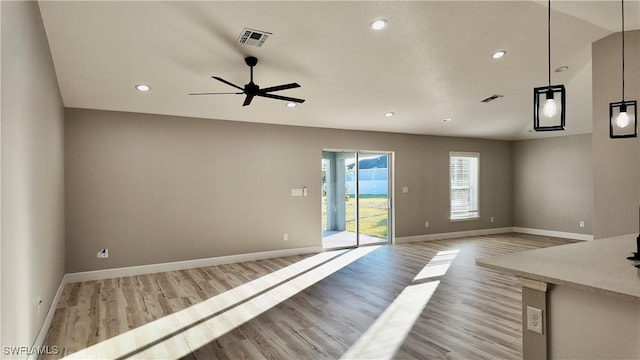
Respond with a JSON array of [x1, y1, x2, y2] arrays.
[[190, 56, 305, 107], [609, 0, 637, 139], [533, 0, 566, 132]]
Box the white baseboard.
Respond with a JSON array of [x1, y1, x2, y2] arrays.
[[396, 227, 594, 244], [65, 246, 323, 283], [396, 227, 513, 244], [29, 276, 67, 360], [32, 227, 591, 354], [513, 227, 593, 241], [30, 246, 320, 357]]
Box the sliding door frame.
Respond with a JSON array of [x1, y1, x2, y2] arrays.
[[322, 149, 395, 249]]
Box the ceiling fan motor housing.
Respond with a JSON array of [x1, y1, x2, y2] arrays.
[[245, 56, 258, 67]]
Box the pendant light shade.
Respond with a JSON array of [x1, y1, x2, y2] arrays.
[[610, 101, 637, 138], [534, 85, 566, 131], [533, 0, 566, 132], [609, 0, 637, 138]]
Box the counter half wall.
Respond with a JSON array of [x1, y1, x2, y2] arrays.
[[477, 234, 640, 359]]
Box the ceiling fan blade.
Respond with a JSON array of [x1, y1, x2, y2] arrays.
[[189, 92, 243, 95], [212, 76, 244, 91], [243, 94, 255, 106], [257, 93, 305, 103], [259, 83, 301, 93]]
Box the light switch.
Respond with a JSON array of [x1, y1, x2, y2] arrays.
[[402, 186, 409, 193]]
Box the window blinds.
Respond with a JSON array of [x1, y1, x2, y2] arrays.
[[449, 152, 479, 220]]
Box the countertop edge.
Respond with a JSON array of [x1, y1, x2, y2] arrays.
[[475, 258, 640, 304]]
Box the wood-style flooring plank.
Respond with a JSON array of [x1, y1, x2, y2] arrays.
[[40, 233, 574, 359]]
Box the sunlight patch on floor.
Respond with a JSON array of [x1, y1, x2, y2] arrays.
[[413, 249, 460, 281], [63, 248, 350, 359], [341, 249, 460, 360], [134, 246, 380, 359], [64, 246, 380, 359], [340, 281, 439, 360]]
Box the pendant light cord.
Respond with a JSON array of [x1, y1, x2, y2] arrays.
[[621, 0, 625, 101], [548, 0, 551, 87]]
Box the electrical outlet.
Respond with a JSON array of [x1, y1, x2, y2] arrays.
[[490, 216, 495, 223], [527, 306, 543, 334], [37, 298, 43, 316], [96, 248, 108, 259], [579, 220, 585, 228], [283, 233, 289, 241], [425, 221, 429, 228]]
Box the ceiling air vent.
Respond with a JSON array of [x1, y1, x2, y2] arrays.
[[237, 28, 272, 47], [481, 94, 504, 103]]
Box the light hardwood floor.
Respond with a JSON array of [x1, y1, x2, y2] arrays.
[[41, 233, 574, 359]]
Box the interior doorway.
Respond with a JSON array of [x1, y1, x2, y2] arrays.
[[322, 151, 392, 249]]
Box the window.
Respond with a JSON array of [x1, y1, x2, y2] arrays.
[[449, 152, 479, 220]]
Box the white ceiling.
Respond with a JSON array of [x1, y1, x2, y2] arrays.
[[38, 1, 640, 140]]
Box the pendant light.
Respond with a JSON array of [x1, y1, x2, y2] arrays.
[[533, 0, 566, 131], [609, 0, 637, 138]]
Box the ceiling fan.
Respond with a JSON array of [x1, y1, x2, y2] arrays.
[[190, 56, 305, 106]]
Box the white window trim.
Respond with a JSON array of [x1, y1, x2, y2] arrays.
[[449, 151, 480, 221]]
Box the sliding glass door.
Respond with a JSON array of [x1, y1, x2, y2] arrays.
[[357, 152, 390, 246], [322, 151, 391, 249], [322, 152, 358, 248]]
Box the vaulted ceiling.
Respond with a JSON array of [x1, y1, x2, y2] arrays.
[[39, 1, 640, 140]]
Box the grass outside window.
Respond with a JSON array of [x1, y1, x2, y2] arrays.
[[322, 195, 388, 239]]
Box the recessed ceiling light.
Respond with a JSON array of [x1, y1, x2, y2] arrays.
[[491, 50, 507, 59], [443, 118, 452, 123], [370, 19, 388, 31], [135, 84, 151, 92], [555, 65, 569, 72], [286, 102, 297, 108], [384, 111, 395, 117]]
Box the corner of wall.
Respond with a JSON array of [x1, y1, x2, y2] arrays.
[[1, 1, 66, 354]]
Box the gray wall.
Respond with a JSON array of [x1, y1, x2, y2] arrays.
[[592, 30, 640, 239], [1, 1, 66, 353], [1, 2, 634, 350], [65, 108, 512, 272], [513, 135, 593, 235]]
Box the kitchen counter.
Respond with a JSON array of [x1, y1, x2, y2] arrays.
[[476, 234, 640, 359], [476, 233, 640, 303]]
